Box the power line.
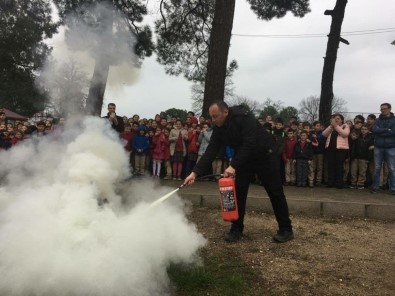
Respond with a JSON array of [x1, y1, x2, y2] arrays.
[[232, 27, 395, 38]]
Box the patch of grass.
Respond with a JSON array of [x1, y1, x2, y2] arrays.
[[168, 249, 263, 296], [168, 264, 213, 293], [168, 259, 257, 296]]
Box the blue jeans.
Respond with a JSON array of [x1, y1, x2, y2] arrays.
[[372, 147, 395, 191]]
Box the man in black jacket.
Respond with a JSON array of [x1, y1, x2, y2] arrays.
[[102, 103, 124, 133], [184, 101, 293, 243]]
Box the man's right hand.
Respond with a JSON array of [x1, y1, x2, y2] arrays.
[[184, 172, 197, 186]]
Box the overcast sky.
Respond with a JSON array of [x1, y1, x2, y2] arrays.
[[52, 0, 395, 119]]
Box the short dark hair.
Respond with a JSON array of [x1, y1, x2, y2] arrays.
[[108, 103, 116, 108], [300, 130, 308, 136], [313, 121, 321, 126], [367, 114, 376, 120], [354, 115, 365, 123], [381, 103, 392, 109], [210, 100, 229, 112]]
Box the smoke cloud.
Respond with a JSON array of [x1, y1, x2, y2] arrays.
[[0, 118, 206, 296], [40, 2, 141, 116]]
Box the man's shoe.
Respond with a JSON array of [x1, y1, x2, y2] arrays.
[[224, 228, 242, 243], [370, 188, 378, 194], [357, 185, 365, 190], [273, 230, 294, 243]]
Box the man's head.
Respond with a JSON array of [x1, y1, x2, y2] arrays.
[[209, 101, 229, 127], [286, 129, 294, 139], [380, 103, 392, 117], [107, 103, 116, 114], [36, 121, 45, 132], [0, 112, 5, 122]]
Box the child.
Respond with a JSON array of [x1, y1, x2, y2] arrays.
[[146, 128, 155, 175], [349, 125, 374, 189], [282, 130, 298, 185], [310, 121, 325, 187], [162, 128, 172, 179], [272, 118, 286, 183], [186, 124, 199, 176], [169, 120, 188, 180], [152, 127, 165, 177], [293, 130, 314, 187], [132, 127, 149, 176]]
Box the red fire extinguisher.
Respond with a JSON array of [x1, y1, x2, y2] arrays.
[[218, 177, 239, 221]]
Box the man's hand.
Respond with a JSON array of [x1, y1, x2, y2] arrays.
[[224, 165, 236, 178], [184, 172, 197, 186]]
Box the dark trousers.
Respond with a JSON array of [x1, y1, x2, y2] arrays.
[[326, 149, 348, 187], [296, 159, 309, 186], [233, 151, 292, 232]]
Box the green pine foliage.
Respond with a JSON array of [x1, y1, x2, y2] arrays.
[[0, 0, 58, 116]]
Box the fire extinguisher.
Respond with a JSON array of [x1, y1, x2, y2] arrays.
[[218, 177, 239, 222]]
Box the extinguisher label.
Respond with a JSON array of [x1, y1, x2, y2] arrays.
[[220, 189, 236, 211]]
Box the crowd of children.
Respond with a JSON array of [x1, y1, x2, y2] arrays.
[[0, 108, 390, 191]]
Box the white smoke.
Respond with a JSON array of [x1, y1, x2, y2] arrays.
[[0, 118, 206, 296], [40, 2, 141, 116]]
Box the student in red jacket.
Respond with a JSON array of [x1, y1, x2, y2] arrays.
[[152, 127, 166, 177], [282, 129, 298, 185]]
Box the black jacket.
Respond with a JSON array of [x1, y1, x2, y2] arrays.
[[102, 113, 124, 133], [349, 134, 374, 160], [293, 140, 313, 160], [193, 105, 276, 175]]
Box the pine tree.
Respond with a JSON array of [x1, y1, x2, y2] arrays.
[[0, 0, 58, 116]]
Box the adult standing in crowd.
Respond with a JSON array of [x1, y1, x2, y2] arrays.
[[103, 103, 124, 133], [184, 101, 293, 243], [371, 103, 395, 194], [322, 114, 350, 189]]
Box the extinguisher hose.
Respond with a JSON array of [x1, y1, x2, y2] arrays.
[[148, 174, 224, 208]]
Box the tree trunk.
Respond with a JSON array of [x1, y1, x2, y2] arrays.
[[319, 0, 348, 125], [202, 0, 236, 117], [85, 8, 114, 116], [85, 59, 110, 116]]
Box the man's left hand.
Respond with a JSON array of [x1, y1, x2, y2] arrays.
[[224, 165, 236, 178]]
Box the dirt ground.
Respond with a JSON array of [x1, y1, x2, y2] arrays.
[[187, 207, 395, 296]]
